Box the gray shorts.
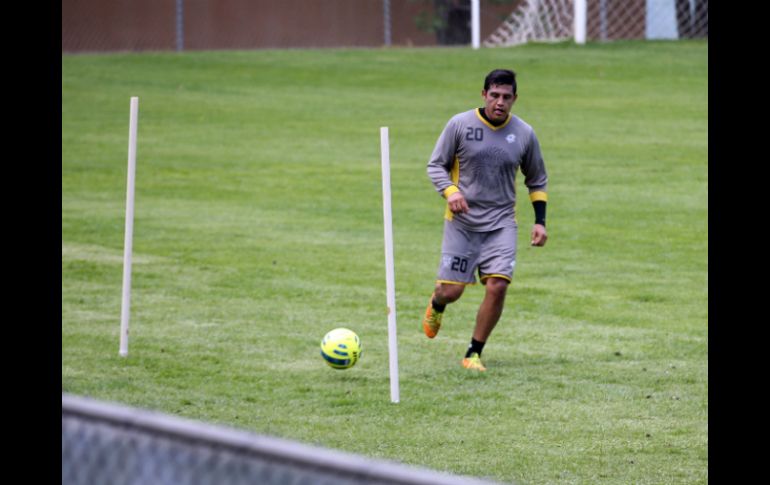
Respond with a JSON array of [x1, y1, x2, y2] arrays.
[[436, 220, 518, 285]]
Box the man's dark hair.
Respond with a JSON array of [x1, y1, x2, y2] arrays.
[[484, 69, 517, 94]]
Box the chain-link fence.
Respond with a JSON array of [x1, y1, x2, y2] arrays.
[[62, 394, 507, 485], [485, 0, 707, 47], [587, 0, 708, 41]]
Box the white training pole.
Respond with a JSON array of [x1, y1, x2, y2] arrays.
[[574, 0, 587, 44], [119, 97, 139, 357], [380, 127, 400, 403], [471, 0, 481, 49]]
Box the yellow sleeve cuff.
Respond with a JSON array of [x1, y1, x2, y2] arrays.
[[443, 185, 460, 198], [529, 191, 548, 203]]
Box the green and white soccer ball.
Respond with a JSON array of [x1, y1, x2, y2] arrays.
[[320, 328, 361, 370]]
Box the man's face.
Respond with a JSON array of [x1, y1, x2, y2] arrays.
[[482, 84, 517, 123]]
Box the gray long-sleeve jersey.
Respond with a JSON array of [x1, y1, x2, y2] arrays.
[[427, 108, 548, 232]]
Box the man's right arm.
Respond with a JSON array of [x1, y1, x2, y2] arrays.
[[446, 190, 469, 214], [427, 118, 459, 196]]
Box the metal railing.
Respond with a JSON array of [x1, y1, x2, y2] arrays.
[[62, 394, 507, 485]]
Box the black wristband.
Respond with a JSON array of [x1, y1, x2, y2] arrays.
[[533, 200, 546, 226]]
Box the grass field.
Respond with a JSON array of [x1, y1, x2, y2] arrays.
[[62, 40, 707, 485]]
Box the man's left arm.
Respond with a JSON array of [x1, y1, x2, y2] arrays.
[[530, 194, 547, 246], [521, 130, 548, 247]]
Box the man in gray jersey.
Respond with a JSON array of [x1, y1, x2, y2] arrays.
[[423, 69, 548, 371]]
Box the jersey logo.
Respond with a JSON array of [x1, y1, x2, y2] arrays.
[[506, 134, 516, 144]]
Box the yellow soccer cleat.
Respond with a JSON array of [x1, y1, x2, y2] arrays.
[[462, 353, 487, 371], [422, 293, 443, 338]]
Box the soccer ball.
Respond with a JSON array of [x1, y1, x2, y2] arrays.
[[320, 328, 361, 370]]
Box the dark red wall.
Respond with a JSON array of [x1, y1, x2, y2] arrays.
[[62, 0, 518, 52]]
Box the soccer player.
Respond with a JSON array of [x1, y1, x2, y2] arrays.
[[422, 69, 548, 371]]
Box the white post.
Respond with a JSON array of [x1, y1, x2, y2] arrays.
[[380, 127, 399, 404], [471, 0, 481, 49], [645, 0, 679, 40], [119, 97, 139, 357], [574, 0, 587, 44]]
